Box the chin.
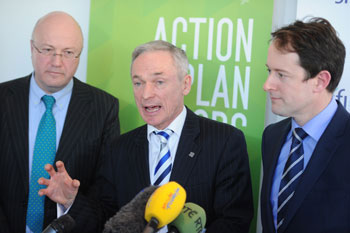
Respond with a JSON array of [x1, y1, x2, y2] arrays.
[[272, 110, 289, 118], [142, 116, 157, 126]]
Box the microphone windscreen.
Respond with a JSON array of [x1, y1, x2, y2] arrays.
[[144, 181, 186, 228], [168, 202, 206, 233], [42, 214, 75, 233], [103, 185, 158, 233]]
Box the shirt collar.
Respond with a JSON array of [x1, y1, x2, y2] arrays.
[[147, 106, 187, 142], [291, 97, 338, 141], [30, 72, 74, 110]]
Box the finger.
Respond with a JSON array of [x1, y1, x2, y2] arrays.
[[56, 161, 67, 174], [72, 179, 80, 188], [38, 188, 49, 197], [45, 164, 56, 177], [38, 177, 50, 186]]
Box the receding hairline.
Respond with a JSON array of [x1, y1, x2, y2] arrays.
[[131, 40, 189, 79]]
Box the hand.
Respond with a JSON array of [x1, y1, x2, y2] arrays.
[[38, 161, 80, 209]]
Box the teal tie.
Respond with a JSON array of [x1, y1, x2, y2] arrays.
[[26, 95, 56, 233]]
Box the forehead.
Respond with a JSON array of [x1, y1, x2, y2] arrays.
[[267, 42, 301, 68], [131, 50, 177, 77], [33, 14, 82, 49]]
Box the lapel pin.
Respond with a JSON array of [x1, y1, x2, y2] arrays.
[[188, 152, 195, 158]]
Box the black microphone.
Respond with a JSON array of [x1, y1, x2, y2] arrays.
[[103, 185, 158, 233], [42, 214, 76, 233]]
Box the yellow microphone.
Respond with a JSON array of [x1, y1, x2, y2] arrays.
[[143, 181, 186, 233]]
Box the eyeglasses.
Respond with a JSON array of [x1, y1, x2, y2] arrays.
[[31, 40, 81, 60]]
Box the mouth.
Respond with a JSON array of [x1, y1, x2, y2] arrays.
[[144, 105, 161, 113], [270, 96, 281, 103], [47, 70, 64, 76]]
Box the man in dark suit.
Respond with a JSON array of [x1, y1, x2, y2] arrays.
[[43, 40, 253, 232], [260, 17, 350, 233], [98, 40, 254, 232], [0, 11, 120, 233]]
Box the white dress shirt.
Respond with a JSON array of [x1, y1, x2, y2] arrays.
[[26, 73, 73, 233], [147, 106, 187, 233]]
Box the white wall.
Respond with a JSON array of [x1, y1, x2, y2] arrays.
[[296, 0, 350, 112], [0, 0, 91, 83]]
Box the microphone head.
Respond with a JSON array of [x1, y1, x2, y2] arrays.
[[168, 202, 206, 233], [50, 214, 76, 233], [103, 185, 158, 233], [144, 181, 186, 228]]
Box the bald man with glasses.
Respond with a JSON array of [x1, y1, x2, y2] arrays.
[[0, 11, 120, 233]]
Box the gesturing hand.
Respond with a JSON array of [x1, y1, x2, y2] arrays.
[[38, 160, 80, 209]]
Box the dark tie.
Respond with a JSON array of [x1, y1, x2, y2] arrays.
[[277, 127, 308, 232], [153, 129, 173, 186], [26, 95, 56, 233]]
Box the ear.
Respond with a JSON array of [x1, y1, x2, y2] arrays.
[[313, 70, 331, 93], [182, 74, 192, 96]]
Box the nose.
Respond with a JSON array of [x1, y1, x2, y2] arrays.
[[263, 74, 274, 92], [50, 53, 64, 66], [142, 82, 155, 99]]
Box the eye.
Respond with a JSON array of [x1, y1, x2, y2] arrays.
[[133, 81, 141, 87], [266, 68, 271, 74], [63, 50, 75, 58], [277, 72, 284, 78], [156, 80, 164, 85], [41, 48, 53, 54]]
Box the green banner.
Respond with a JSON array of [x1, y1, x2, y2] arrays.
[[87, 0, 273, 231]]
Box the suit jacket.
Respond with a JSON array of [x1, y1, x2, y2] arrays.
[[99, 108, 253, 233], [260, 102, 350, 233], [0, 75, 120, 233]]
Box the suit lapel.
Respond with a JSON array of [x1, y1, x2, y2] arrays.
[[6, 76, 31, 191], [263, 120, 291, 230], [133, 126, 151, 186], [132, 109, 202, 188], [170, 108, 201, 185], [55, 78, 91, 162], [280, 104, 349, 232]]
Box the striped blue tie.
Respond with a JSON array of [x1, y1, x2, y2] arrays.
[[153, 130, 173, 186], [277, 127, 308, 232], [26, 95, 56, 233]]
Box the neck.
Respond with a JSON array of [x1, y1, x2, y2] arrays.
[[294, 93, 333, 126]]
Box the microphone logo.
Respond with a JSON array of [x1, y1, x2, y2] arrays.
[[183, 204, 204, 232], [168, 202, 207, 233], [164, 187, 180, 209]]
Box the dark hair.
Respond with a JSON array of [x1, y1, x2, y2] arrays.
[[271, 17, 345, 93]]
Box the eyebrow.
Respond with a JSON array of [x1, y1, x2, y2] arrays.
[[39, 43, 76, 50], [266, 64, 289, 74], [132, 71, 165, 79]]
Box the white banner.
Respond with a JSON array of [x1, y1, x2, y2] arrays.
[[296, 0, 350, 112]]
